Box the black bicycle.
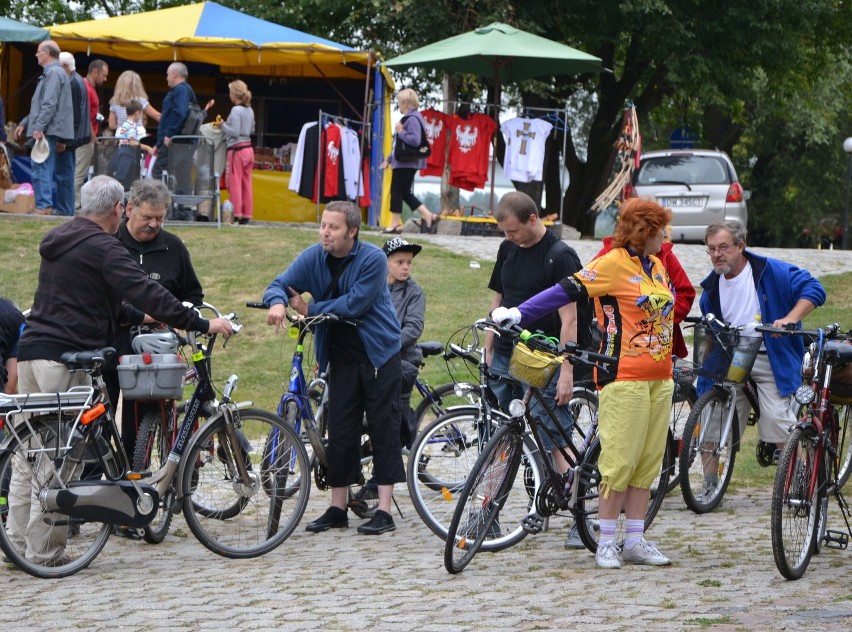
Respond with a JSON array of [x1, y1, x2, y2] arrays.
[[443, 321, 674, 574]]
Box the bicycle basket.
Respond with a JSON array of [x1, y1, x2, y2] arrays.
[[692, 324, 761, 384], [508, 342, 562, 388], [117, 353, 186, 400]]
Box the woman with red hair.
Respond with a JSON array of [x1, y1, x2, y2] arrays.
[[492, 198, 676, 569]]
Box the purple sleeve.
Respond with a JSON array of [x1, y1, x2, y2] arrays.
[[518, 283, 572, 326]]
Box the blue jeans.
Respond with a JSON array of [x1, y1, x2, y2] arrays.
[[29, 135, 75, 215], [489, 347, 575, 452]]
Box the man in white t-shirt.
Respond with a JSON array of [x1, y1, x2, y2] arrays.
[[698, 221, 826, 490]]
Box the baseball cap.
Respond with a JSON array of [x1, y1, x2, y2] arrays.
[[30, 137, 50, 164], [383, 237, 422, 257]]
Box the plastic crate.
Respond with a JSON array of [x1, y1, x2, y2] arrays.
[[117, 353, 186, 400]]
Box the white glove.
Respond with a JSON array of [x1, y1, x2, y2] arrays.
[[491, 306, 522, 327]]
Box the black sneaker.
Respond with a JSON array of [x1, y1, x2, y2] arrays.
[[305, 506, 348, 532], [357, 509, 395, 535]]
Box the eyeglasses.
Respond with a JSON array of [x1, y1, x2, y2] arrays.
[[705, 243, 735, 255]]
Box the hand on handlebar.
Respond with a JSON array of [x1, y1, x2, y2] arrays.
[[207, 317, 233, 338], [491, 306, 522, 327]]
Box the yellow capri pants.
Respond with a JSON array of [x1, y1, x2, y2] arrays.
[[597, 379, 674, 497]]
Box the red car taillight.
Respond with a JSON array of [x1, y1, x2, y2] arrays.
[[726, 182, 744, 203], [623, 183, 637, 199]]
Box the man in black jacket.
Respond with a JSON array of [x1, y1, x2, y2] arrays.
[[8, 175, 231, 567], [109, 178, 204, 456]]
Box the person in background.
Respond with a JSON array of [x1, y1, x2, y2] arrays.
[[15, 40, 74, 216], [493, 198, 676, 569], [73, 59, 109, 212], [0, 297, 24, 396], [379, 88, 440, 234], [108, 69, 161, 133], [220, 79, 255, 225], [350, 236, 426, 512], [698, 220, 825, 479], [264, 200, 405, 536], [58, 52, 91, 197], [383, 237, 426, 450]]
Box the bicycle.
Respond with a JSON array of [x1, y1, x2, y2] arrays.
[[661, 358, 698, 495], [129, 303, 246, 544], [443, 321, 674, 574], [0, 309, 311, 578], [677, 314, 763, 513], [407, 319, 598, 549], [764, 322, 852, 580]]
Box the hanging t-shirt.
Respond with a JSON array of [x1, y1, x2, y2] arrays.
[[501, 117, 553, 183], [419, 108, 450, 177], [448, 112, 497, 191], [340, 126, 364, 200], [289, 121, 317, 196], [323, 123, 342, 199]]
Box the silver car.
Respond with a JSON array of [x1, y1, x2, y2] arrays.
[[627, 149, 748, 242]]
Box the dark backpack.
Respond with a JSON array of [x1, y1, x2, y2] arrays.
[[546, 239, 599, 351], [180, 92, 205, 136]]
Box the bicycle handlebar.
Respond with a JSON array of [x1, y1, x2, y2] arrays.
[[483, 318, 618, 367], [755, 323, 845, 340]]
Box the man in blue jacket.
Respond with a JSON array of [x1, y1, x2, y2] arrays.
[[264, 200, 404, 535], [699, 220, 825, 488]]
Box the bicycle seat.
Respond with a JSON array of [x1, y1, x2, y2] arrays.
[[825, 341, 852, 366], [417, 341, 445, 358], [60, 347, 117, 370]]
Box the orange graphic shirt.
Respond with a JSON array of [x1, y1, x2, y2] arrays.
[[562, 247, 674, 385]]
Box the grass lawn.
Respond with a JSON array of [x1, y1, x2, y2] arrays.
[[2, 217, 850, 488]]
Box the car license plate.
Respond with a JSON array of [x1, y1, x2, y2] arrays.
[[663, 197, 705, 208]]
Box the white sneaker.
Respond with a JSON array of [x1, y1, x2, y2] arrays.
[[623, 539, 671, 566], [595, 541, 622, 569]]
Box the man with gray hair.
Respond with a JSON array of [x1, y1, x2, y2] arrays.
[[107, 178, 205, 459], [151, 62, 208, 219], [14, 40, 74, 215], [9, 175, 232, 567], [698, 220, 826, 486]]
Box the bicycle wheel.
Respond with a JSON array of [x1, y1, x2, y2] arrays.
[[771, 426, 821, 580], [181, 408, 310, 558], [575, 435, 672, 553], [413, 381, 478, 435], [407, 406, 541, 550], [444, 424, 524, 574], [664, 385, 696, 494], [679, 388, 739, 513], [567, 386, 598, 442], [0, 415, 111, 578], [132, 405, 176, 544], [832, 402, 852, 488]]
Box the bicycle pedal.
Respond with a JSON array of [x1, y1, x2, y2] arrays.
[[823, 530, 849, 550], [127, 470, 153, 479], [521, 512, 545, 535]]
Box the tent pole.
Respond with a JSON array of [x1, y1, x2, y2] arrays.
[[359, 53, 373, 223], [560, 97, 569, 221], [488, 68, 501, 212]]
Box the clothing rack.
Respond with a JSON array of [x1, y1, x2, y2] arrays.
[[316, 109, 372, 221]]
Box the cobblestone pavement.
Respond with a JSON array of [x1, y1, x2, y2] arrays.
[[3, 484, 851, 630], [4, 228, 852, 630]]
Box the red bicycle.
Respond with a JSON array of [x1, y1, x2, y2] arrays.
[[762, 322, 852, 580]]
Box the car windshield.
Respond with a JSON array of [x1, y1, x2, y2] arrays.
[[636, 156, 730, 186]]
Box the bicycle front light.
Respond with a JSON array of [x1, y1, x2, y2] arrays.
[[795, 385, 815, 406], [508, 399, 526, 418]]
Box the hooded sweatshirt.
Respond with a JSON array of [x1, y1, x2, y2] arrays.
[[19, 216, 208, 363]]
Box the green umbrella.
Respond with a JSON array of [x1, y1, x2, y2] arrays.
[[382, 22, 607, 103], [0, 17, 49, 42]]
